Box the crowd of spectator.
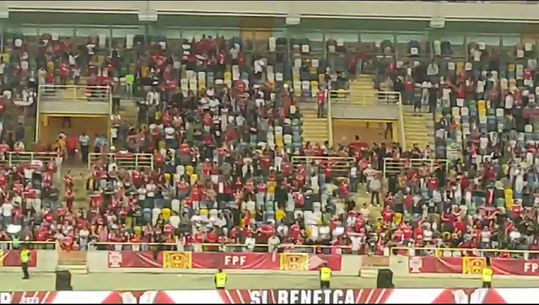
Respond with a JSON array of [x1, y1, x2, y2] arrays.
[[0, 32, 537, 259], [0, 32, 364, 253], [362, 39, 539, 257]]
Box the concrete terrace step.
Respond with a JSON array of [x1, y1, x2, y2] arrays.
[[350, 83, 375, 89], [56, 264, 88, 275]]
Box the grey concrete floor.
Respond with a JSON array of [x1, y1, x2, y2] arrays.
[[3, 273, 539, 291]]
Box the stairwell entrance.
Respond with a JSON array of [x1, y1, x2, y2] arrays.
[[332, 119, 399, 146]]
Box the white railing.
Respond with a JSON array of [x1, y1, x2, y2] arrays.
[[38, 84, 112, 103], [0, 151, 57, 167], [377, 91, 401, 105], [88, 153, 154, 170], [291, 156, 356, 178], [382, 157, 449, 179], [330, 90, 401, 106]]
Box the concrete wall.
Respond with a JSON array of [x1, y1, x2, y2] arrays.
[[331, 104, 400, 121], [36, 250, 58, 272], [389, 255, 409, 277], [0, 250, 58, 273], [3, 1, 539, 22], [40, 101, 110, 115]]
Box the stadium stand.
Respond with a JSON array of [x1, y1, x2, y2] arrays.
[[0, 29, 536, 259]]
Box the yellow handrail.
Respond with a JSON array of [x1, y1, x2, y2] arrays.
[[35, 91, 41, 143], [397, 92, 406, 149], [0, 241, 57, 249], [91, 241, 351, 252], [327, 89, 334, 148], [390, 246, 538, 258]]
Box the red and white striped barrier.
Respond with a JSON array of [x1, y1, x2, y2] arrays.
[[0, 289, 537, 304]]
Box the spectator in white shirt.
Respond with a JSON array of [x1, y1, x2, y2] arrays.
[[268, 235, 280, 253], [1, 201, 13, 224], [509, 228, 521, 244], [480, 226, 491, 249]]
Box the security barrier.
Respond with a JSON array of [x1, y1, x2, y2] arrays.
[[91, 241, 350, 254], [390, 246, 537, 259], [0, 151, 57, 167], [329, 90, 400, 106], [39, 84, 111, 103], [88, 153, 154, 170], [0, 289, 534, 303], [291, 156, 356, 178], [382, 158, 449, 179], [0, 240, 57, 250]]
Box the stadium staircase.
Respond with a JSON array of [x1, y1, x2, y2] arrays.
[[300, 108, 329, 145], [117, 100, 139, 127], [402, 105, 435, 151], [349, 74, 378, 105]]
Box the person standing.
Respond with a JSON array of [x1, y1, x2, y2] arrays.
[[482, 258, 493, 288], [125, 73, 135, 98], [319, 263, 332, 289], [317, 88, 326, 118], [79, 132, 90, 165], [418, 81, 431, 112], [384, 122, 393, 139], [215, 268, 227, 290], [20, 246, 31, 280], [369, 174, 382, 206], [54, 147, 64, 180], [65, 135, 78, 162]]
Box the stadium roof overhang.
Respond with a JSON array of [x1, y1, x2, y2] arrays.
[[3, 1, 539, 23]]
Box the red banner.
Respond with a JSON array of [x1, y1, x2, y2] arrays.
[[0, 250, 37, 267], [492, 259, 539, 276], [108, 251, 162, 268], [409, 256, 462, 274], [409, 256, 539, 277], [109, 251, 341, 271], [192, 252, 280, 270]]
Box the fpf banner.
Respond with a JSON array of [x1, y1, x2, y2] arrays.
[[280, 253, 309, 271], [162, 252, 192, 269], [462, 257, 485, 275], [109, 251, 341, 271]]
